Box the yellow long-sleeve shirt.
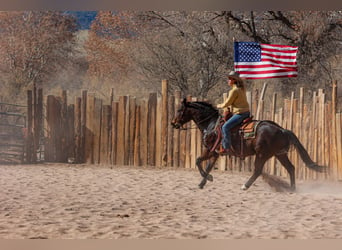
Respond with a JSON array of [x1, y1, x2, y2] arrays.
[[217, 86, 250, 114]]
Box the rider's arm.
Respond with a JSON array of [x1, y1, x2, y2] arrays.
[[217, 88, 238, 109]]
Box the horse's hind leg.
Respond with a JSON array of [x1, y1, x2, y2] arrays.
[[241, 156, 268, 190], [205, 153, 219, 175], [275, 154, 296, 191]]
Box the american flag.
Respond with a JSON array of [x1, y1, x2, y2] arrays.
[[234, 42, 298, 79]]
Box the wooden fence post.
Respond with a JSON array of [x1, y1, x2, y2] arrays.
[[217, 93, 228, 171], [85, 93, 95, 164], [148, 93, 157, 166], [60, 90, 68, 162], [111, 101, 119, 165], [26, 90, 33, 163], [80, 90, 87, 163], [123, 97, 131, 165], [318, 89, 325, 175], [270, 92, 277, 174], [140, 100, 148, 166], [167, 94, 174, 167], [116, 96, 127, 165], [93, 98, 102, 164], [255, 82, 267, 120], [128, 97, 136, 166], [32, 84, 37, 163], [190, 97, 197, 169], [35, 88, 43, 161], [331, 82, 338, 178], [173, 90, 181, 167], [74, 97, 82, 163], [246, 91, 252, 113], [336, 113, 342, 180], [302, 104, 309, 179], [161, 80, 168, 167], [155, 97, 162, 166], [45, 95, 51, 162], [134, 105, 141, 166], [46, 95, 62, 162], [289, 92, 295, 131], [100, 105, 111, 164], [185, 95, 192, 168]]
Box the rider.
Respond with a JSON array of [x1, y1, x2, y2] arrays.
[[216, 71, 250, 154]]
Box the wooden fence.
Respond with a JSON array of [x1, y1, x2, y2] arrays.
[[36, 80, 342, 180]]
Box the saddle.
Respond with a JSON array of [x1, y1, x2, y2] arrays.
[[208, 114, 260, 159]]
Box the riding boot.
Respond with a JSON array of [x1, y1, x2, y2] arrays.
[[217, 145, 235, 155]]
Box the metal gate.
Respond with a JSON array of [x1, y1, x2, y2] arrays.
[[0, 102, 27, 164], [0, 87, 44, 164]]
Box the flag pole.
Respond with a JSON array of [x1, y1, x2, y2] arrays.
[[233, 37, 236, 72]]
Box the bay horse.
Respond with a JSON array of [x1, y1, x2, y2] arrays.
[[171, 98, 327, 191]]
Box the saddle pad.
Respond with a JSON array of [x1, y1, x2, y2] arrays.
[[240, 121, 260, 139]]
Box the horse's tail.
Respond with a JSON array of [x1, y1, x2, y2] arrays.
[[283, 130, 327, 172]]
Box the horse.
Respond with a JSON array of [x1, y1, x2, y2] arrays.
[[171, 98, 327, 191]]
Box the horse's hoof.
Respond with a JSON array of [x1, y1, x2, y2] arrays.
[[241, 184, 248, 190], [199, 179, 207, 189], [207, 174, 213, 182], [199, 182, 205, 189]]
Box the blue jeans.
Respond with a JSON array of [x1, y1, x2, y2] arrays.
[[222, 112, 250, 149]]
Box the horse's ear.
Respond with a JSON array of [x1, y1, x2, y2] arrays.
[[182, 98, 188, 106]]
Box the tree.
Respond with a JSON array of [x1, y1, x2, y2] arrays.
[[73, 11, 342, 103], [83, 11, 172, 98], [132, 11, 234, 99], [132, 11, 342, 101], [0, 11, 78, 99], [85, 11, 133, 81], [83, 11, 235, 99]]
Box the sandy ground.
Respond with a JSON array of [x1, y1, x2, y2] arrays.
[[1, 163, 342, 239]]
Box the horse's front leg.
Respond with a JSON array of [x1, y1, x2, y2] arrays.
[[196, 150, 212, 179], [196, 151, 219, 189]]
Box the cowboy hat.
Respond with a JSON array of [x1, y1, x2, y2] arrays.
[[227, 71, 242, 81]]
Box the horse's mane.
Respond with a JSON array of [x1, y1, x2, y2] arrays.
[[188, 101, 218, 113]]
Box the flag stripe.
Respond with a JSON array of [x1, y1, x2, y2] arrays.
[[235, 61, 297, 67], [234, 66, 298, 72], [234, 42, 298, 79], [234, 61, 297, 67], [238, 72, 298, 79], [236, 69, 298, 74], [261, 43, 298, 49], [240, 74, 298, 79], [261, 58, 297, 65], [262, 52, 297, 60], [261, 47, 297, 53], [234, 62, 297, 70]]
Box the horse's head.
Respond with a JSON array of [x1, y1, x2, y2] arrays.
[[171, 98, 219, 130], [171, 98, 194, 129]]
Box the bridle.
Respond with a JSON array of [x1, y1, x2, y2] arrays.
[[175, 104, 220, 130]]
